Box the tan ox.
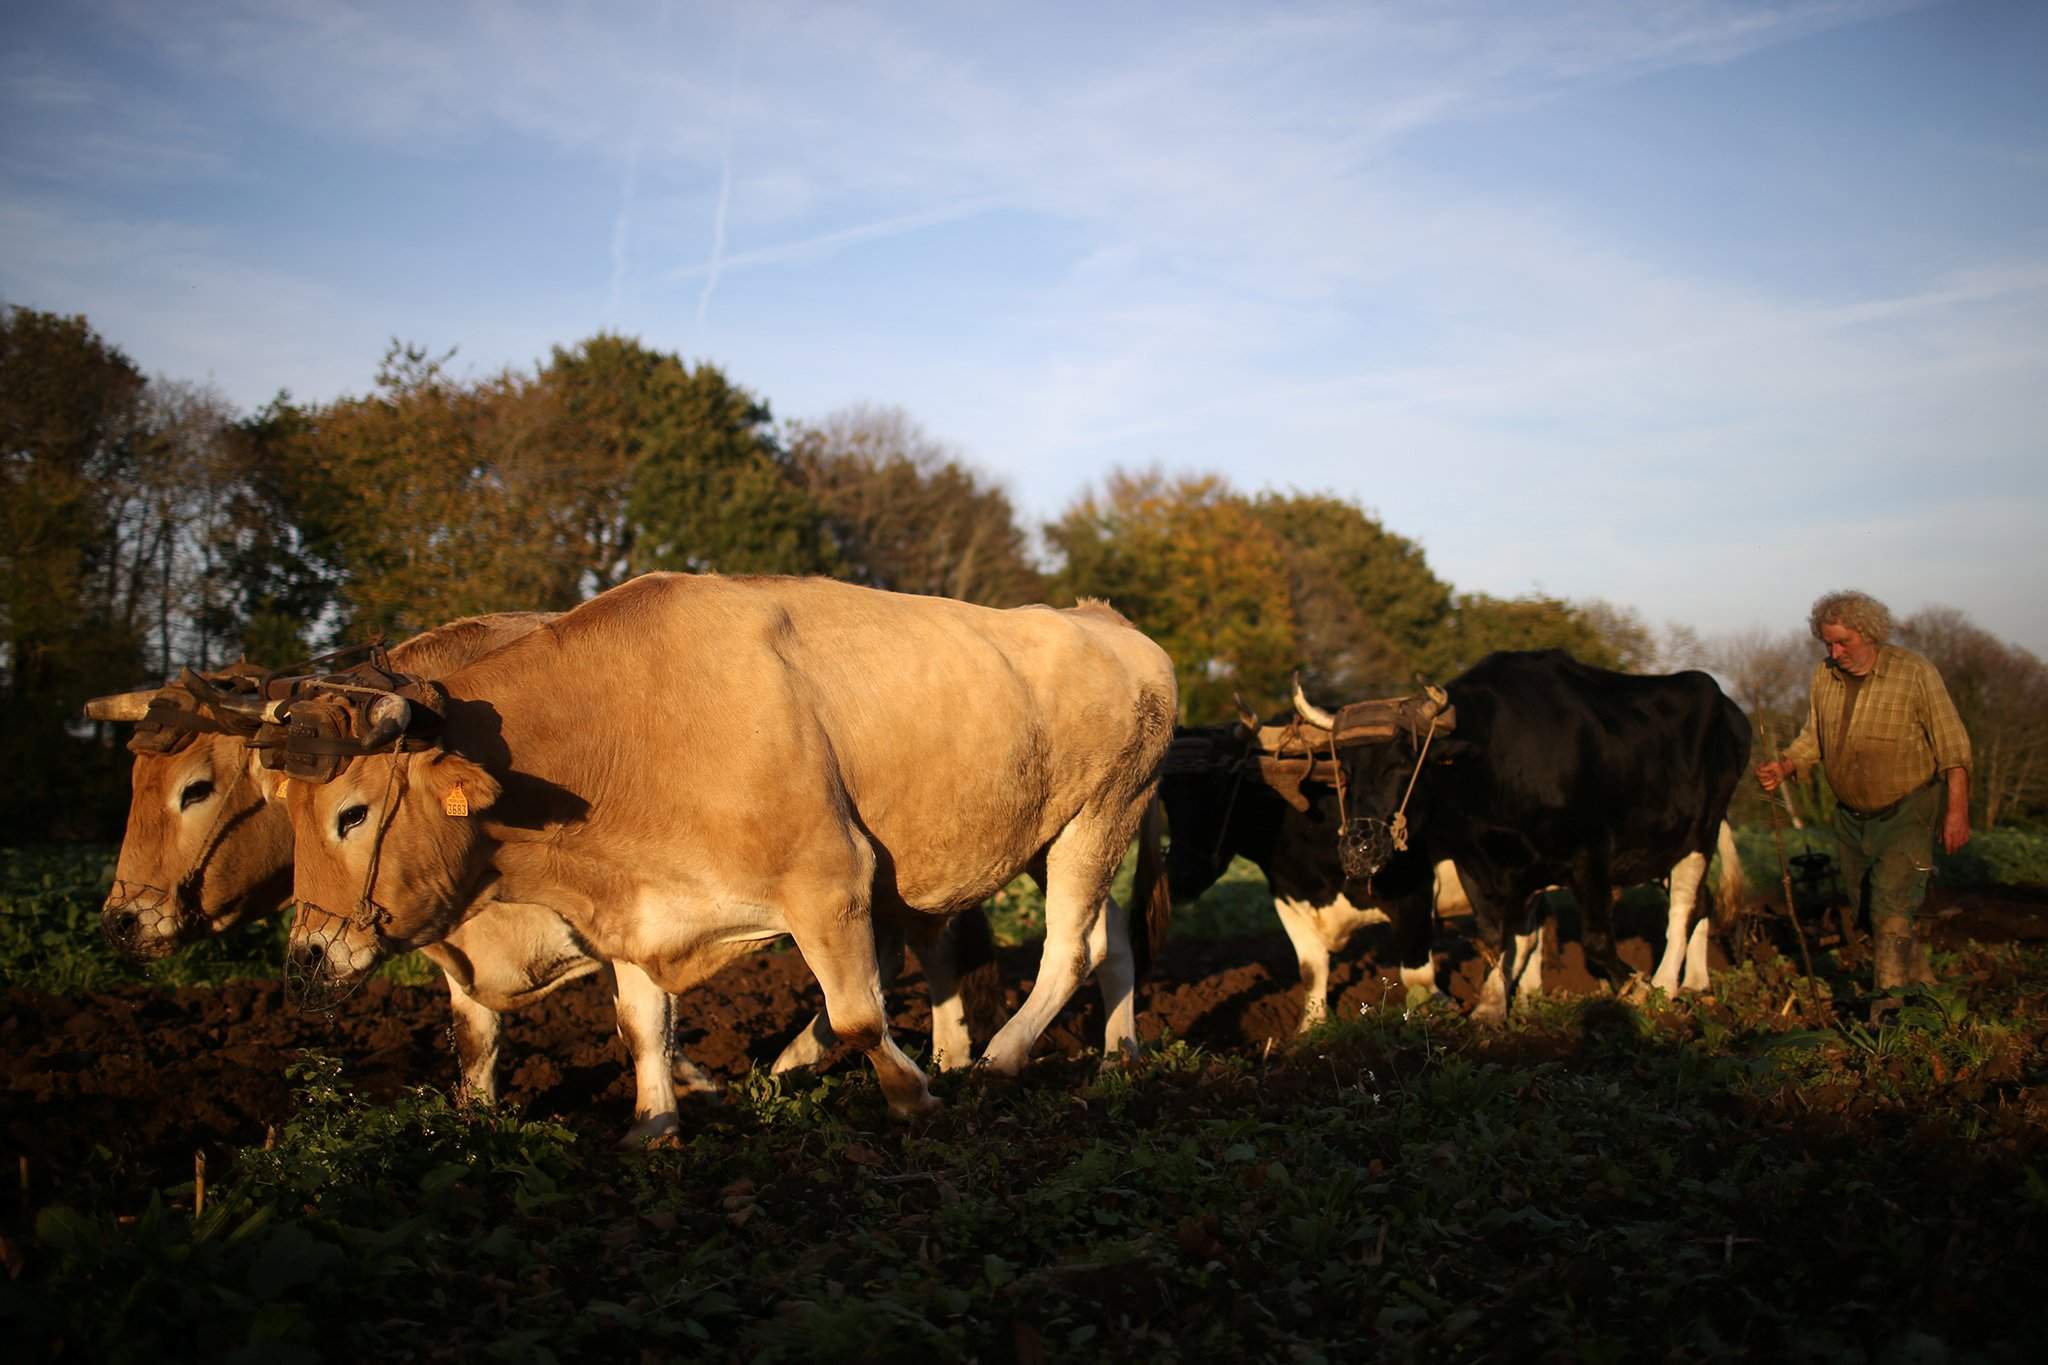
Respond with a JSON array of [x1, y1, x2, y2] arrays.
[[83, 614, 722, 1110], [278, 573, 1176, 1132]]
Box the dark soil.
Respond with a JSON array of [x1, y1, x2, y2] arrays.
[[6, 883, 2044, 1203]]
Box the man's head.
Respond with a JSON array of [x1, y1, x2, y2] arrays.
[[1808, 589, 1891, 677]]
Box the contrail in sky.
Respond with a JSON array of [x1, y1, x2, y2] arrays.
[[607, 0, 673, 326], [694, 14, 745, 335]]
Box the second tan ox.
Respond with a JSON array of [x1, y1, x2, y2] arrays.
[[277, 572, 1177, 1130], [81, 614, 739, 1110]]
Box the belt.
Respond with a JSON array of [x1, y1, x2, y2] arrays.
[[1838, 782, 1934, 822]]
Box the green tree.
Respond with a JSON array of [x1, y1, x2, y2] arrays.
[[1901, 606, 2048, 830], [623, 360, 836, 578], [259, 344, 567, 642], [1047, 469, 1296, 722], [1421, 591, 1621, 679], [787, 405, 1043, 606], [0, 305, 149, 835]]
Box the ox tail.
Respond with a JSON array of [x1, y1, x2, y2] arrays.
[[940, 906, 1006, 1047], [1128, 795, 1172, 978], [1712, 818, 1748, 931]]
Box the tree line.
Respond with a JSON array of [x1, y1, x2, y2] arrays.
[[6, 303, 2043, 840]]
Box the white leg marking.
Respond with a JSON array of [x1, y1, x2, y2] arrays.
[[610, 960, 681, 1145], [1093, 892, 1141, 1057], [443, 975, 502, 1107], [1398, 960, 1441, 1004], [1274, 896, 1335, 1033], [1652, 851, 1708, 996], [1682, 916, 1713, 992], [1473, 954, 1510, 1024], [1511, 925, 1544, 1000]]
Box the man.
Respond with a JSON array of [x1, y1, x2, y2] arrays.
[[1755, 589, 1971, 996]]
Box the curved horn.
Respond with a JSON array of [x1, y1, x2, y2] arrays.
[[1290, 672, 1336, 730], [360, 694, 411, 751], [83, 688, 160, 722], [213, 694, 288, 723], [1232, 691, 1261, 733]]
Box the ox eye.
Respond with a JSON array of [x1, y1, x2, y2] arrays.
[[337, 804, 369, 839], [178, 780, 215, 811]]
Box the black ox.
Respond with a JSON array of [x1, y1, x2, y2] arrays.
[[1294, 649, 1752, 1020], [1160, 714, 1478, 1032]]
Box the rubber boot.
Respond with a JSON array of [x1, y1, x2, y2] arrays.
[[1870, 913, 1914, 1022]]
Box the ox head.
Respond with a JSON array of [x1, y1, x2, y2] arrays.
[[1292, 677, 1457, 881], [271, 678, 498, 1009], [85, 670, 294, 959]]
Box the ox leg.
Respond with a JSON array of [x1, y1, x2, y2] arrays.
[[1089, 891, 1141, 1058], [1469, 888, 1531, 1025], [1387, 886, 1441, 1005], [1274, 896, 1336, 1033], [1509, 911, 1545, 1001], [1574, 868, 1628, 987], [982, 810, 1134, 1076], [906, 915, 976, 1072], [1651, 851, 1709, 996], [608, 961, 681, 1146], [773, 921, 908, 1075], [787, 889, 938, 1121], [442, 974, 502, 1107]]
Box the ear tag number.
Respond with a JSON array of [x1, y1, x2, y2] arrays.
[[275, 777, 292, 801], [443, 783, 470, 818]]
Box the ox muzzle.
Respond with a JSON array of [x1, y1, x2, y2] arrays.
[[100, 880, 187, 961], [1337, 816, 1398, 881], [285, 899, 392, 1012]]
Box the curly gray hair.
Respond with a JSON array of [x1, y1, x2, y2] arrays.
[[1808, 589, 1893, 645]]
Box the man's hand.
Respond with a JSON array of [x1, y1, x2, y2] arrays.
[[1942, 807, 1971, 855], [1755, 759, 1792, 793], [1942, 766, 1972, 854]]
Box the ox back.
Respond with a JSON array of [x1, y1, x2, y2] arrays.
[[1340, 649, 1751, 1017]]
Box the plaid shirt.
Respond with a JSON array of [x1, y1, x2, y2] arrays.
[[1783, 643, 1971, 813]]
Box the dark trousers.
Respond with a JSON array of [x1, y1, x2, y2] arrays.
[[1833, 783, 1941, 927]]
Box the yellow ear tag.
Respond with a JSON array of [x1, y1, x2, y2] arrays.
[[443, 783, 470, 818], [274, 777, 292, 801]]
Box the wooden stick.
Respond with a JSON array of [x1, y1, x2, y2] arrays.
[[1765, 775, 1816, 978], [193, 1150, 206, 1219]]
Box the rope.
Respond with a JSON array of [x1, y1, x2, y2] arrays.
[[1388, 711, 1440, 852], [353, 754, 410, 932]]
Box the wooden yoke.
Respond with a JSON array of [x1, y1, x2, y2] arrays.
[[1163, 686, 1454, 814]]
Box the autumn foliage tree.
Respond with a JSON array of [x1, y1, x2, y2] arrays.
[[787, 406, 1043, 606], [1047, 470, 1298, 721], [1902, 607, 2048, 830]]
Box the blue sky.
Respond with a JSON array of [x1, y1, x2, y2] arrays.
[[5, 0, 2044, 656]]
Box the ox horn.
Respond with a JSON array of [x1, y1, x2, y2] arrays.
[[1232, 691, 1261, 734], [212, 694, 289, 723], [360, 693, 411, 751], [83, 688, 160, 723], [1291, 673, 1336, 731]]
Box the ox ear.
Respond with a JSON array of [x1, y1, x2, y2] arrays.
[[248, 751, 292, 804], [422, 751, 501, 819]]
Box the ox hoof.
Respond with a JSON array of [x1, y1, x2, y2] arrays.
[[620, 1111, 683, 1149], [886, 1093, 945, 1122]]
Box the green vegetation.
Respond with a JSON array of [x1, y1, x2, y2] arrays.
[[0, 845, 435, 993], [7, 946, 2046, 1363]]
